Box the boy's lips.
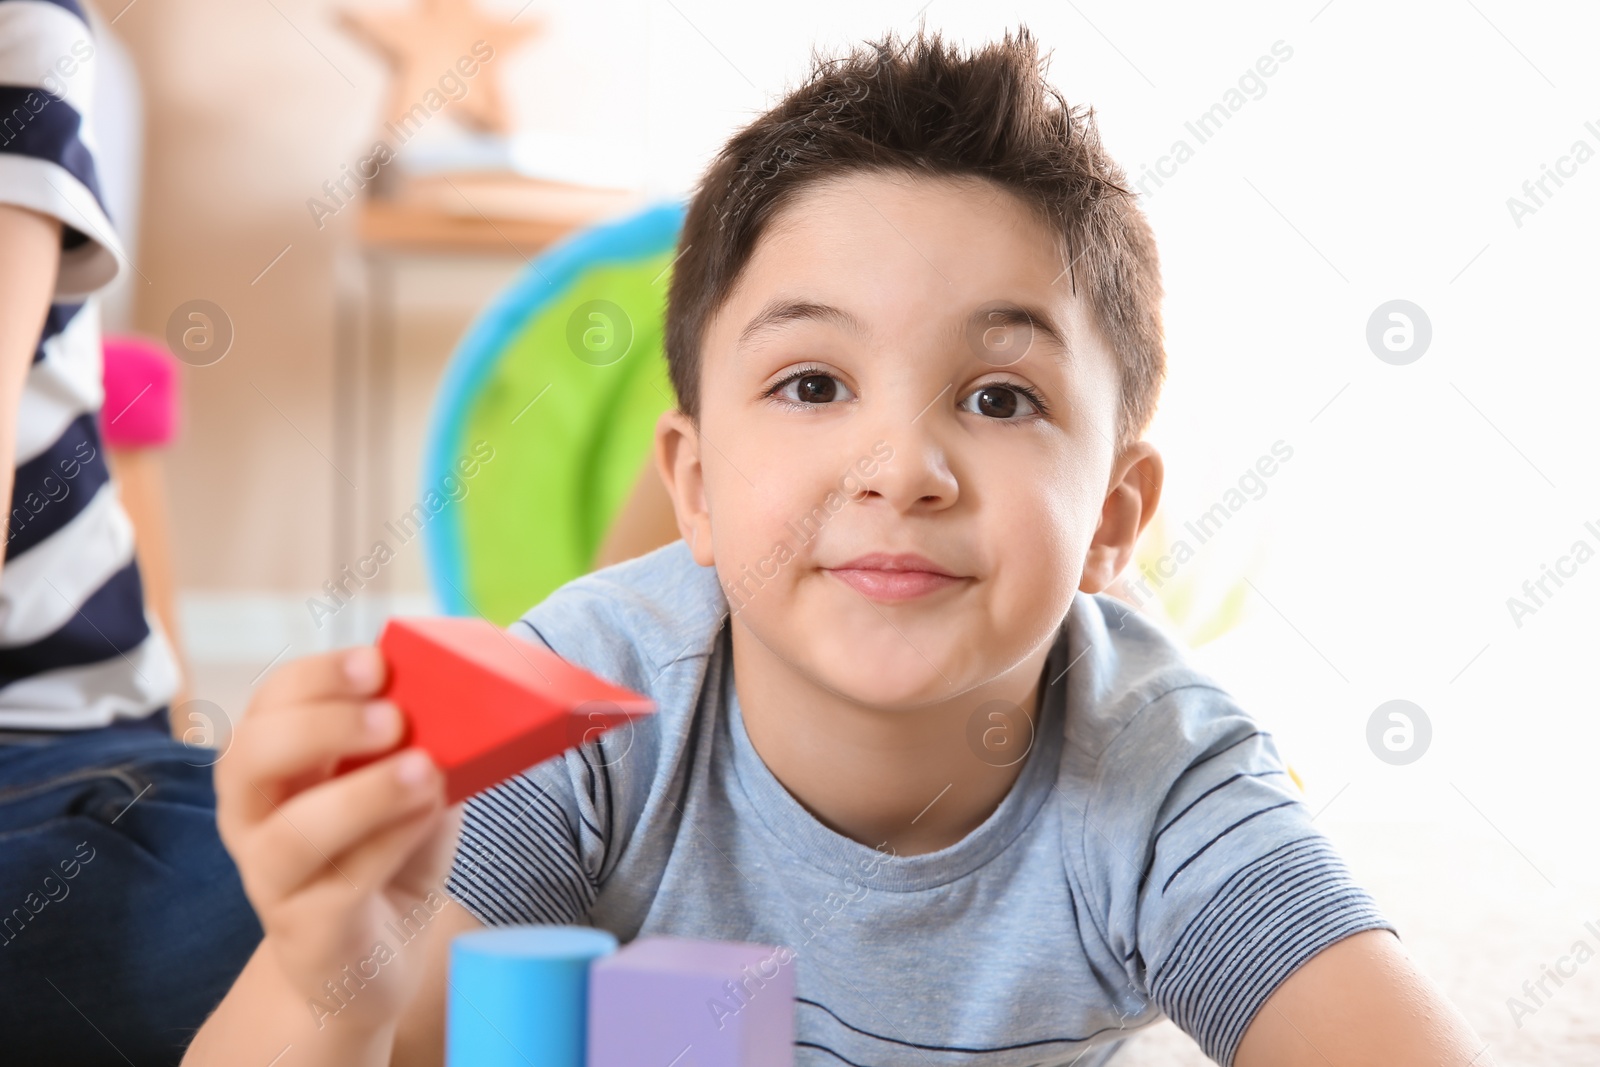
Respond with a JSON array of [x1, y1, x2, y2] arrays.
[[824, 552, 966, 602]]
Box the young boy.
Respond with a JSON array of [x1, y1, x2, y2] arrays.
[[185, 27, 1492, 1067]]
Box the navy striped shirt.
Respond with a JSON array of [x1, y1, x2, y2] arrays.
[[1, 0, 179, 727], [445, 540, 1398, 1067]]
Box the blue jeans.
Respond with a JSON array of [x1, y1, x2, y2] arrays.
[[0, 711, 263, 1065]]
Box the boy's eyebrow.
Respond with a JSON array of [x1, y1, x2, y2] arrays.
[[738, 299, 865, 349], [966, 302, 1070, 360], [737, 297, 1070, 360]]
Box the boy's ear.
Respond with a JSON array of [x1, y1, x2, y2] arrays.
[[1079, 441, 1163, 595], [653, 407, 715, 566]]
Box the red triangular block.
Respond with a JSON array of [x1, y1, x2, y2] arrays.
[[336, 617, 655, 804]]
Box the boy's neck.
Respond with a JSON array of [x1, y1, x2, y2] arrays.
[[729, 621, 1049, 858]]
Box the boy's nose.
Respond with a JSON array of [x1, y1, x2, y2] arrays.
[[842, 423, 958, 514]]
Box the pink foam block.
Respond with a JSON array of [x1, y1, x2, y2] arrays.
[[587, 936, 796, 1067], [335, 617, 655, 805], [100, 335, 178, 448]]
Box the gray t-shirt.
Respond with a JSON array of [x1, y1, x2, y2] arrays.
[[445, 539, 1396, 1066]]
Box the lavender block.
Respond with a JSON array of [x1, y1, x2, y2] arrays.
[[587, 936, 796, 1067]]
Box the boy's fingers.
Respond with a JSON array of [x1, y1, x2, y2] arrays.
[[219, 698, 408, 825], [253, 646, 387, 710], [390, 801, 467, 899], [262, 804, 462, 950], [327, 802, 456, 901], [239, 747, 444, 903]]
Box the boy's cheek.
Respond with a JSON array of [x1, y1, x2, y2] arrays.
[[993, 509, 1087, 613]]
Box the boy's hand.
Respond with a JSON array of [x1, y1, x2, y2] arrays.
[[215, 646, 462, 1034]]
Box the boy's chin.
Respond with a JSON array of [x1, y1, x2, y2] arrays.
[[807, 652, 969, 712]]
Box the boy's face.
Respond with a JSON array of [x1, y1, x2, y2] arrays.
[[657, 170, 1160, 710]]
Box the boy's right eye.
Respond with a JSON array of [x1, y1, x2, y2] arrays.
[[766, 366, 857, 408]]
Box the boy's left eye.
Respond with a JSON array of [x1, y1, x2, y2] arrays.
[[958, 383, 1045, 420]]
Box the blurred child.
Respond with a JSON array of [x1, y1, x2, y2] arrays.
[[0, 2, 260, 1062]]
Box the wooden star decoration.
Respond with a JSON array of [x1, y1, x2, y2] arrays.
[[339, 0, 542, 136]]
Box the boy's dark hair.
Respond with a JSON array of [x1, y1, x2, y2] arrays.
[[664, 25, 1165, 455]]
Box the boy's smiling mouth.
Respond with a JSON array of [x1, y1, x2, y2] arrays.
[[823, 552, 967, 602]]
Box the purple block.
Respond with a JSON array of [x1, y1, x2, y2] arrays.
[[587, 936, 795, 1067]]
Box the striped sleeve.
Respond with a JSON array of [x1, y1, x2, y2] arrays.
[[1085, 686, 1397, 1067], [441, 557, 699, 927], [0, 0, 123, 299], [443, 620, 622, 926]]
